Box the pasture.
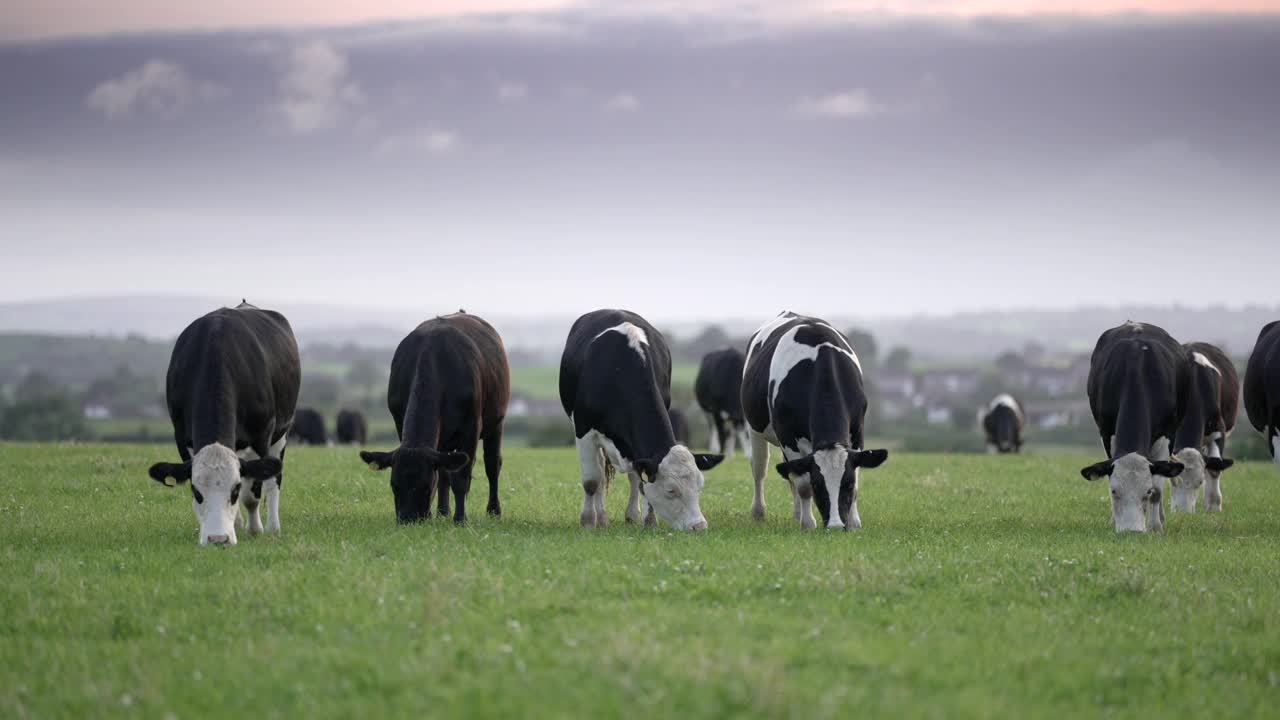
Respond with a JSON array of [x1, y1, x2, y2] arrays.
[[2, 444, 1278, 718]]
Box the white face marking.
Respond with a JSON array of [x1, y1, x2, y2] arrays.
[[1170, 447, 1204, 513], [745, 311, 797, 368], [813, 447, 849, 529], [768, 326, 861, 407], [639, 446, 708, 531], [1108, 453, 1159, 533], [190, 444, 244, 545], [595, 322, 648, 359], [1191, 352, 1221, 375]]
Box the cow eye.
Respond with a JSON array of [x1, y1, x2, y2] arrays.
[[230, 483, 241, 505], [666, 488, 680, 499], [192, 487, 204, 504], [1110, 490, 1119, 499]]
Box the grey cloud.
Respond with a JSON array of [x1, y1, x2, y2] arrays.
[[86, 59, 223, 119]]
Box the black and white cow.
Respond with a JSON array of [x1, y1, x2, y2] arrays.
[[560, 309, 724, 531], [982, 394, 1025, 454], [147, 302, 300, 546], [741, 312, 888, 530], [1244, 320, 1280, 476], [360, 313, 510, 524], [289, 407, 327, 445], [694, 348, 750, 458], [1081, 322, 1189, 533], [1169, 342, 1238, 512], [668, 407, 691, 446], [336, 408, 368, 446]]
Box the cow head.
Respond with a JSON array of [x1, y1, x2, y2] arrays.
[[776, 446, 889, 530], [1080, 452, 1183, 532], [632, 446, 722, 531], [360, 446, 469, 523], [1169, 447, 1234, 513], [148, 444, 281, 546]]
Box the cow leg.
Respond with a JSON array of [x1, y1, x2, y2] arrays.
[[1272, 432, 1280, 475], [625, 470, 644, 524], [1204, 439, 1224, 512], [437, 469, 451, 518], [723, 420, 737, 458], [738, 426, 752, 464], [706, 413, 721, 454], [795, 474, 817, 529], [483, 426, 504, 517], [749, 429, 769, 520], [451, 461, 473, 524], [576, 435, 604, 528], [243, 483, 263, 536]]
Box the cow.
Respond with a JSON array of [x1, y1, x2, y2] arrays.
[[668, 407, 691, 446], [560, 309, 723, 531], [982, 394, 1025, 454], [1244, 320, 1280, 476], [336, 408, 368, 446], [289, 407, 327, 446], [741, 311, 888, 530], [1168, 342, 1238, 512], [1080, 322, 1189, 533], [146, 302, 300, 546], [359, 312, 510, 524], [695, 348, 750, 458]]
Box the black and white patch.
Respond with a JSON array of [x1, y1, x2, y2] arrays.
[[1244, 320, 1280, 477], [1169, 342, 1239, 512], [694, 347, 749, 458]]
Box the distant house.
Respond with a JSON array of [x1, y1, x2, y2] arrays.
[[83, 403, 111, 419]]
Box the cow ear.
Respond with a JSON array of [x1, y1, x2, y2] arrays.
[[149, 462, 191, 486], [775, 456, 813, 480], [240, 458, 282, 481], [438, 450, 470, 473], [633, 458, 659, 480], [1080, 460, 1113, 481], [851, 449, 889, 469], [360, 450, 396, 471], [1204, 457, 1234, 472], [1148, 460, 1185, 478], [693, 453, 724, 471]]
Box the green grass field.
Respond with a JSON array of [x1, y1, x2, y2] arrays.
[[2, 444, 1278, 718]]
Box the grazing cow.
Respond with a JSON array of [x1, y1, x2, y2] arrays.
[[147, 302, 300, 546], [360, 313, 510, 524], [668, 407, 691, 446], [741, 311, 888, 530], [560, 309, 723, 531], [1169, 342, 1238, 512], [289, 407, 327, 446], [983, 394, 1025, 454], [336, 408, 368, 446], [695, 348, 750, 458], [1080, 322, 1189, 533], [1244, 320, 1280, 476]]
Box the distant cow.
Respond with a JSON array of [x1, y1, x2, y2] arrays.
[[1244, 320, 1280, 476], [360, 313, 510, 524], [336, 408, 368, 446], [147, 302, 300, 546], [741, 311, 888, 530], [1169, 342, 1238, 512], [982, 394, 1025, 453], [289, 407, 327, 446], [1081, 322, 1189, 532], [560, 309, 723, 531], [695, 348, 749, 457], [668, 407, 691, 446]]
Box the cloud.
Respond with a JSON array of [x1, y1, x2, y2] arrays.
[[86, 60, 222, 120], [604, 92, 640, 111], [794, 89, 883, 118], [376, 128, 462, 156], [275, 41, 363, 133], [497, 81, 529, 101]]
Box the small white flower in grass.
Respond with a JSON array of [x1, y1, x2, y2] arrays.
[[507, 619, 522, 633], [120, 694, 133, 707]]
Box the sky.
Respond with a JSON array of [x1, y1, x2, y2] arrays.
[[2, 2, 1279, 320]]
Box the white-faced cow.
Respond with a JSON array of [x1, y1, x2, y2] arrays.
[[289, 407, 327, 446], [336, 408, 368, 446], [1244, 320, 1280, 476], [360, 313, 510, 524], [560, 309, 724, 531], [1168, 342, 1238, 512], [1081, 322, 1189, 533], [147, 302, 300, 546], [695, 348, 750, 458], [982, 394, 1025, 454], [741, 311, 888, 530]]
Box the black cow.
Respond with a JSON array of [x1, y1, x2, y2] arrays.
[[289, 407, 327, 445], [741, 311, 888, 530], [336, 408, 368, 446], [1080, 322, 1189, 532], [1169, 342, 1238, 512], [694, 348, 749, 457], [560, 309, 723, 531], [982, 394, 1025, 454], [1244, 320, 1280, 476], [147, 302, 300, 546], [668, 407, 691, 446], [360, 312, 510, 524]]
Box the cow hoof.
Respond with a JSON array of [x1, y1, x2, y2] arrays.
[[580, 512, 596, 528], [800, 516, 817, 530], [596, 511, 608, 528], [751, 504, 767, 521], [487, 503, 501, 517], [643, 512, 656, 527]]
